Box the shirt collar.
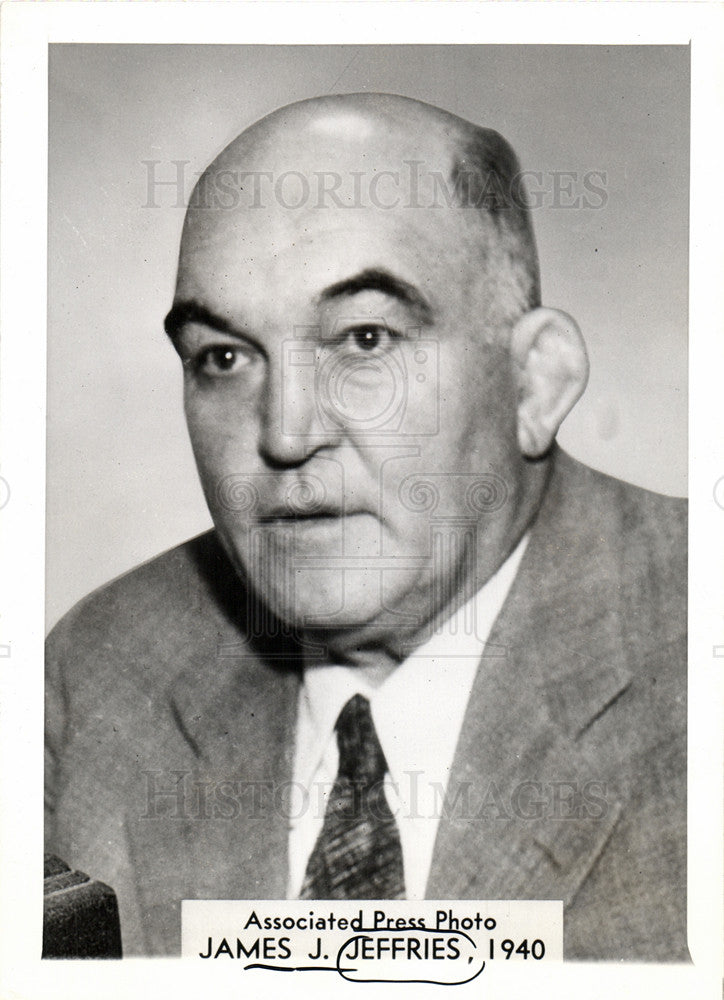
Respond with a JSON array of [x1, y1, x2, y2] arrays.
[[295, 533, 528, 791]]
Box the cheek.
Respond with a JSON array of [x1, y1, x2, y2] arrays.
[[183, 387, 259, 499], [439, 343, 518, 445]]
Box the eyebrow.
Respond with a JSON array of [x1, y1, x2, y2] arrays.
[[318, 268, 434, 324], [164, 267, 435, 342], [163, 300, 242, 343]]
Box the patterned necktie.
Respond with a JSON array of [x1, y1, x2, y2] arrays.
[[300, 693, 406, 899]]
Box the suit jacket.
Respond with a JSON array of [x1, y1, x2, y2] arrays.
[[45, 448, 688, 960]]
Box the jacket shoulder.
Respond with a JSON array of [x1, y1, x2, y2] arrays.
[[552, 450, 687, 584], [538, 450, 687, 660], [552, 449, 686, 538], [46, 531, 243, 692]]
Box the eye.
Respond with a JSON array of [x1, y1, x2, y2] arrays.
[[194, 345, 250, 377], [345, 324, 397, 353]]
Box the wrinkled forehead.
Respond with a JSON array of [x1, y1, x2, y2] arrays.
[[175, 197, 487, 325]]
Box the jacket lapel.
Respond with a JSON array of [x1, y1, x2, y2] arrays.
[[427, 450, 632, 905], [123, 538, 303, 951], [166, 638, 301, 900]]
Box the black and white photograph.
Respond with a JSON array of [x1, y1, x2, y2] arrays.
[[1, 5, 722, 1000]]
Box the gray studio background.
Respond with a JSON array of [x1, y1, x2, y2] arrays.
[[47, 44, 689, 629]]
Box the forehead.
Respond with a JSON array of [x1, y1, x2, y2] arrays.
[[176, 187, 487, 321], [174, 108, 500, 322]]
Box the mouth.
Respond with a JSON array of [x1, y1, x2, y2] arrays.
[[257, 509, 365, 526]]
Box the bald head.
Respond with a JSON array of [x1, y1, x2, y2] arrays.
[[178, 93, 539, 338]]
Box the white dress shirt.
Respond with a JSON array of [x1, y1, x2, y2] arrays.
[[287, 534, 528, 899]]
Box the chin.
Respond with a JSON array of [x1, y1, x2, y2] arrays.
[[255, 566, 394, 632], [220, 520, 428, 633]]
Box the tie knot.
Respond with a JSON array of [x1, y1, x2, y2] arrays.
[[335, 694, 388, 786]]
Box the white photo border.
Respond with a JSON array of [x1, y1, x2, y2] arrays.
[[1, 3, 722, 999]]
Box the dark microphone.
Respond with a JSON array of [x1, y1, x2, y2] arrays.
[[43, 854, 122, 958]]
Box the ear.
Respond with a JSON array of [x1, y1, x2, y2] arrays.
[[510, 307, 589, 458]]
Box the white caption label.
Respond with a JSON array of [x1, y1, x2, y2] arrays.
[[182, 899, 563, 982]]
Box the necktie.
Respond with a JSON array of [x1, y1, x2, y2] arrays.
[[300, 693, 406, 899]]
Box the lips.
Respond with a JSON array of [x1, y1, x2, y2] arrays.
[[256, 507, 352, 524], [257, 508, 349, 524]]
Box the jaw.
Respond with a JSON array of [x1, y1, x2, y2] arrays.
[[212, 457, 550, 651]]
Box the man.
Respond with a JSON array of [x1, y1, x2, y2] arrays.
[[45, 93, 687, 960]]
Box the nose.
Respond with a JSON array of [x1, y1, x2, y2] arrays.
[[257, 344, 340, 466]]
